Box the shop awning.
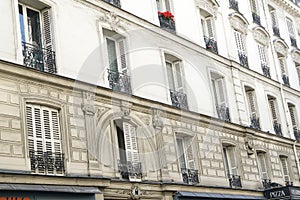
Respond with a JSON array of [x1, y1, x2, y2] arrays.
[[175, 191, 266, 200], [0, 183, 101, 194]]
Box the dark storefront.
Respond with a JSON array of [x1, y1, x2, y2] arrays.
[[0, 184, 100, 200], [264, 186, 300, 200]]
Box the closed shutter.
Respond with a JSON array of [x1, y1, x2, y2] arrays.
[[174, 61, 184, 92], [280, 156, 290, 182], [257, 152, 268, 179], [185, 139, 195, 170], [246, 90, 256, 116], [270, 11, 277, 27], [42, 9, 54, 73], [268, 99, 278, 122], [286, 18, 295, 37], [176, 138, 186, 169], [298, 68, 300, 85], [288, 105, 297, 127], [118, 39, 127, 74], [228, 147, 237, 175], [106, 38, 118, 72], [251, 0, 258, 14], [165, 0, 171, 11], [123, 122, 139, 163], [206, 18, 214, 38], [234, 30, 245, 54], [166, 62, 175, 90], [214, 78, 226, 106], [258, 44, 267, 65], [279, 58, 286, 75]]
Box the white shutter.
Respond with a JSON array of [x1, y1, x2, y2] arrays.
[[288, 106, 297, 127], [270, 11, 277, 27], [118, 39, 128, 74], [215, 78, 226, 106], [228, 147, 237, 175], [106, 38, 118, 72], [174, 61, 184, 92], [280, 156, 290, 182], [234, 30, 245, 53], [246, 90, 256, 116], [298, 68, 300, 86], [184, 139, 195, 170], [258, 44, 267, 65], [257, 152, 268, 179], [42, 9, 53, 50], [269, 99, 278, 122], [176, 138, 186, 169], [166, 61, 175, 90], [123, 122, 139, 163], [287, 18, 295, 37], [251, 0, 258, 13], [164, 0, 171, 11], [206, 18, 214, 38], [279, 58, 286, 75]]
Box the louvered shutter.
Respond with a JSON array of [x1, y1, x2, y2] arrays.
[[247, 90, 256, 116], [270, 11, 277, 27], [251, 0, 258, 14], [166, 62, 175, 90], [269, 99, 278, 122], [280, 156, 290, 182], [174, 61, 184, 92], [215, 78, 226, 106], [206, 18, 214, 38], [287, 19, 295, 37], [234, 30, 245, 53], [184, 139, 195, 170], [106, 38, 118, 72], [258, 44, 267, 65], [118, 39, 127, 74], [123, 122, 139, 163], [176, 138, 186, 169], [288, 106, 297, 127], [228, 147, 237, 175], [298, 69, 300, 85], [257, 153, 268, 179], [279, 58, 286, 75], [165, 0, 171, 11]]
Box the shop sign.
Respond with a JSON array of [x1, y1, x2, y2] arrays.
[[264, 187, 290, 199], [0, 197, 30, 200]]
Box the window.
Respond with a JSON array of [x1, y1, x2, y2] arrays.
[[279, 156, 290, 182], [257, 151, 268, 180], [286, 18, 297, 47], [267, 95, 282, 136], [223, 144, 241, 188], [245, 87, 260, 129], [26, 104, 64, 175], [200, 9, 218, 54], [116, 121, 142, 181], [258, 43, 270, 78], [278, 57, 290, 86], [176, 135, 199, 184], [211, 73, 230, 121], [250, 0, 261, 25], [234, 30, 248, 67], [104, 29, 131, 94], [270, 9, 280, 37], [18, 2, 56, 73], [297, 67, 300, 86], [165, 54, 188, 109], [157, 0, 171, 12], [288, 103, 299, 140]]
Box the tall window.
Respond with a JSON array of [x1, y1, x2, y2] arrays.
[[288, 103, 299, 140], [267, 95, 282, 136], [245, 87, 260, 129], [211, 73, 230, 121], [297, 67, 300, 86], [250, 0, 260, 25], [257, 151, 268, 180], [223, 144, 241, 188], [116, 121, 142, 181], [165, 54, 187, 109], [200, 9, 218, 54], [26, 104, 64, 175], [270, 9, 280, 37], [258, 43, 270, 78], [278, 57, 290, 86], [286, 18, 297, 47], [104, 29, 131, 94], [279, 156, 290, 183], [234, 30, 248, 67], [18, 2, 55, 73], [157, 0, 171, 12]]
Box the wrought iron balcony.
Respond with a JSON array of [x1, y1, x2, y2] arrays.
[[261, 64, 271, 78], [294, 127, 300, 142], [108, 69, 132, 94], [29, 150, 64, 175], [22, 42, 56, 74], [216, 105, 231, 122], [102, 0, 121, 7], [181, 168, 199, 184], [262, 179, 272, 189], [252, 12, 261, 25], [273, 26, 280, 37], [229, 0, 239, 12], [228, 174, 242, 188], [250, 115, 260, 130], [286, 181, 293, 186], [282, 74, 290, 87], [290, 36, 297, 48], [204, 36, 218, 54], [118, 160, 142, 180], [273, 121, 282, 136], [238, 52, 249, 68], [158, 15, 176, 33], [169, 89, 188, 110]]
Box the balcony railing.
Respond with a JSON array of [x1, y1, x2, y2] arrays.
[[273, 26, 280, 37], [108, 69, 132, 94], [290, 36, 297, 48], [22, 42, 56, 74], [228, 174, 242, 188], [294, 127, 300, 142], [273, 121, 282, 136], [29, 151, 64, 175], [169, 89, 188, 110], [252, 12, 261, 25], [118, 160, 142, 180], [286, 181, 293, 186], [102, 0, 121, 7], [262, 179, 272, 189], [158, 15, 176, 33], [238, 52, 249, 68], [282, 74, 290, 87], [204, 36, 218, 54], [261, 64, 271, 78], [229, 0, 239, 12], [216, 105, 231, 122], [181, 168, 199, 184], [250, 115, 260, 130]]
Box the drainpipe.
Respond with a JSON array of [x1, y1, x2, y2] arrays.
[[293, 140, 300, 180]]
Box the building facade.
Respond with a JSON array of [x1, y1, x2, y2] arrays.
[[1, 0, 300, 199]]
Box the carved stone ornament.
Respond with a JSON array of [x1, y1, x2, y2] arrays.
[[130, 185, 142, 200], [82, 91, 95, 116], [99, 11, 124, 32], [245, 136, 254, 155], [152, 109, 164, 129], [195, 0, 218, 16], [274, 41, 287, 56], [291, 50, 300, 64], [253, 29, 269, 46], [229, 15, 248, 34], [121, 100, 132, 120]]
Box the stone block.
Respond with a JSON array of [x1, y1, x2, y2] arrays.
[[0, 143, 11, 154], [201, 160, 210, 167], [0, 104, 20, 117], [10, 94, 19, 104], [0, 79, 18, 91], [60, 94, 67, 101], [207, 169, 216, 176], [11, 119, 21, 129], [69, 117, 85, 127], [19, 85, 28, 93], [13, 145, 23, 155], [214, 153, 223, 160], [217, 170, 225, 177], [50, 91, 58, 98], [211, 161, 220, 168], [72, 139, 86, 149], [0, 117, 9, 128], [72, 151, 80, 161], [1, 131, 21, 141], [29, 86, 39, 93], [244, 166, 251, 172], [0, 91, 8, 102]]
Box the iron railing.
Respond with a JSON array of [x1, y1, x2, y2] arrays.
[[229, 0, 239, 12], [169, 89, 188, 110], [107, 69, 132, 94], [294, 127, 300, 142], [204, 36, 218, 54], [273, 121, 282, 136], [250, 115, 260, 130], [282, 74, 290, 87], [158, 15, 176, 33], [273, 26, 280, 37], [262, 179, 272, 189], [118, 160, 142, 180], [22, 42, 56, 74], [102, 0, 121, 7], [252, 12, 261, 25], [290, 36, 297, 48], [286, 181, 293, 186], [216, 105, 231, 122], [261, 64, 271, 78], [228, 174, 242, 188], [238, 52, 249, 68], [181, 168, 199, 184], [29, 151, 64, 175]]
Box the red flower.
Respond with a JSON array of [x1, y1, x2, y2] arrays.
[[158, 11, 174, 21]]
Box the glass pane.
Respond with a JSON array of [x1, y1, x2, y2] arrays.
[[26, 8, 42, 47], [106, 38, 118, 72], [176, 138, 186, 169], [18, 5, 25, 43], [166, 62, 175, 90]]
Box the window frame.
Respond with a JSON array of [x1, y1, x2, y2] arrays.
[[222, 144, 238, 176], [175, 135, 195, 171], [256, 151, 269, 180], [279, 155, 291, 182], [164, 54, 185, 93]]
